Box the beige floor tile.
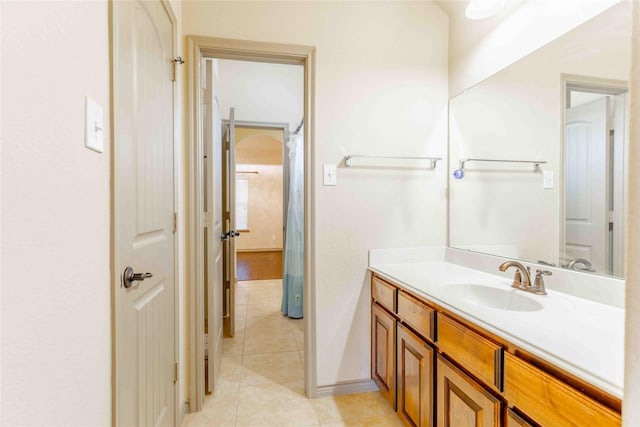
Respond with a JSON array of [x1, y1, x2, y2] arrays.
[[235, 302, 249, 316], [244, 328, 298, 354], [246, 303, 285, 318], [241, 351, 304, 387], [287, 316, 304, 330], [222, 334, 245, 355], [292, 325, 305, 350], [235, 291, 250, 305], [183, 386, 239, 427], [235, 382, 320, 427], [312, 392, 396, 424], [244, 316, 291, 334], [185, 279, 402, 427], [218, 355, 244, 379], [248, 289, 282, 306]]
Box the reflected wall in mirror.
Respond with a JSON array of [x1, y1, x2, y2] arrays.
[[449, 2, 630, 278]]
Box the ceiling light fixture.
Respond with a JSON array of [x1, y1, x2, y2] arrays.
[[465, 0, 505, 20]]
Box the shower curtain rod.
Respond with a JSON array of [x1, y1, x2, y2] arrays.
[[236, 171, 259, 174]]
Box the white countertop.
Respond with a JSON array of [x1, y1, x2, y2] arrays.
[[369, 259, 624, 398]]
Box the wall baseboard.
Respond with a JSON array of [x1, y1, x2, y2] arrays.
[[314, 379, 379, 398]]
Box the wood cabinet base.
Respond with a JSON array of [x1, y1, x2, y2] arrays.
[[371, 302, 396, 408], [397, 324, 434, 427], [437, 355, 501, 427]]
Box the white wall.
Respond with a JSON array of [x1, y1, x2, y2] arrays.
[[236, 164, 284, 251], [182, 0, 449, 388], [1, 1, 186, 424], [448, 0, 623, 95], [217, 59, 303, 130], [623, 4, 640, 425], [449, 1, 631, 266], [1, 1, 111, 424]]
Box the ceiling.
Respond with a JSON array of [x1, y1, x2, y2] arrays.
[[434, 0, 527, 25]]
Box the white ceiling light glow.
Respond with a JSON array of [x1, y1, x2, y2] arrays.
[[465, 0, 505, 20]]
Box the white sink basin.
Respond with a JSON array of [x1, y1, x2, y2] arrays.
[[444, 284, 544, 312]]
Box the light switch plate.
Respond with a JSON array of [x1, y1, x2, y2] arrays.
[[543, 170, 554, 189], [323, 164, 337, 186], [85, 96, 104, 153]]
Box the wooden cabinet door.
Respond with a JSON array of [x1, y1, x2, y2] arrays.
[[372, 303, 396, 408], [397, 324, 434, 427], [437, 355, 501, 427], [507, 408, 536, 427]]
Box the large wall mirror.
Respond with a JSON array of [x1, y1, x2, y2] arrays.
[[448, 2, 630, 278]]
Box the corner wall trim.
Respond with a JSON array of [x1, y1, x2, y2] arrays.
[[315, 379, 379, 398]]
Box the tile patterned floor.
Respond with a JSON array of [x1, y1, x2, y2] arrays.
[[182, 279, 401, 427]]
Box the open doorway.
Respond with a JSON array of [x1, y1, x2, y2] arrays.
[[563, 78, 628, 277], [234, 124, 287, 282], [195, 51, 308, 410]]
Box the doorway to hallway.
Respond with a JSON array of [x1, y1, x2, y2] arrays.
[[187, 37, 314, 413], [234, 124, 287, 282]]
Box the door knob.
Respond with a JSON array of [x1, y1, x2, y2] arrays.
[[221, 231, 240, 241], [122, 266, 153, 289]]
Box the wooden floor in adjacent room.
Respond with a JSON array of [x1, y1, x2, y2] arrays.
[[236, 250, 283, 281]]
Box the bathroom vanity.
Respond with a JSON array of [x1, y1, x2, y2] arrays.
[[369, 248, 623, 427]]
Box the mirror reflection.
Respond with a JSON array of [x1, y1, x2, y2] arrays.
[[448, 2, 630, 278]]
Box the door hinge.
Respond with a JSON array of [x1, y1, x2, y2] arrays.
[[172, 56, 184, 82], [174, 361, 178, 384], [173, 212, 177, 233]]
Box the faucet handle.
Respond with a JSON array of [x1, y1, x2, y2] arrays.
[[532, 269, 551, 295]]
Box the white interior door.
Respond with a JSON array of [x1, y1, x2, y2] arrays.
[[223, 109, 237, 337], [565, 96, 610, 272], [204, 60, 224, 393], [113, 1, 175, 425]]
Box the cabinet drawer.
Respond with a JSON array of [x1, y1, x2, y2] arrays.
[[372, 275, 396, 312], [437, 314, 502, 390], [397, 290, 435, 342], [504, 353, 620, 427]]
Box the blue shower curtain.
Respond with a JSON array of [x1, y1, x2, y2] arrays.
[[282, 127, 304, 318]]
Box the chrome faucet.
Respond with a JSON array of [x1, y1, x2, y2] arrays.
[[566, 257, 595, 272], [499, 261, 550, 295]]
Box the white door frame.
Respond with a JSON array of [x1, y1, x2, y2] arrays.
[[186, 36, 316, 411], [110, 0, 181, 424], [560, 74, 628, 273]]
